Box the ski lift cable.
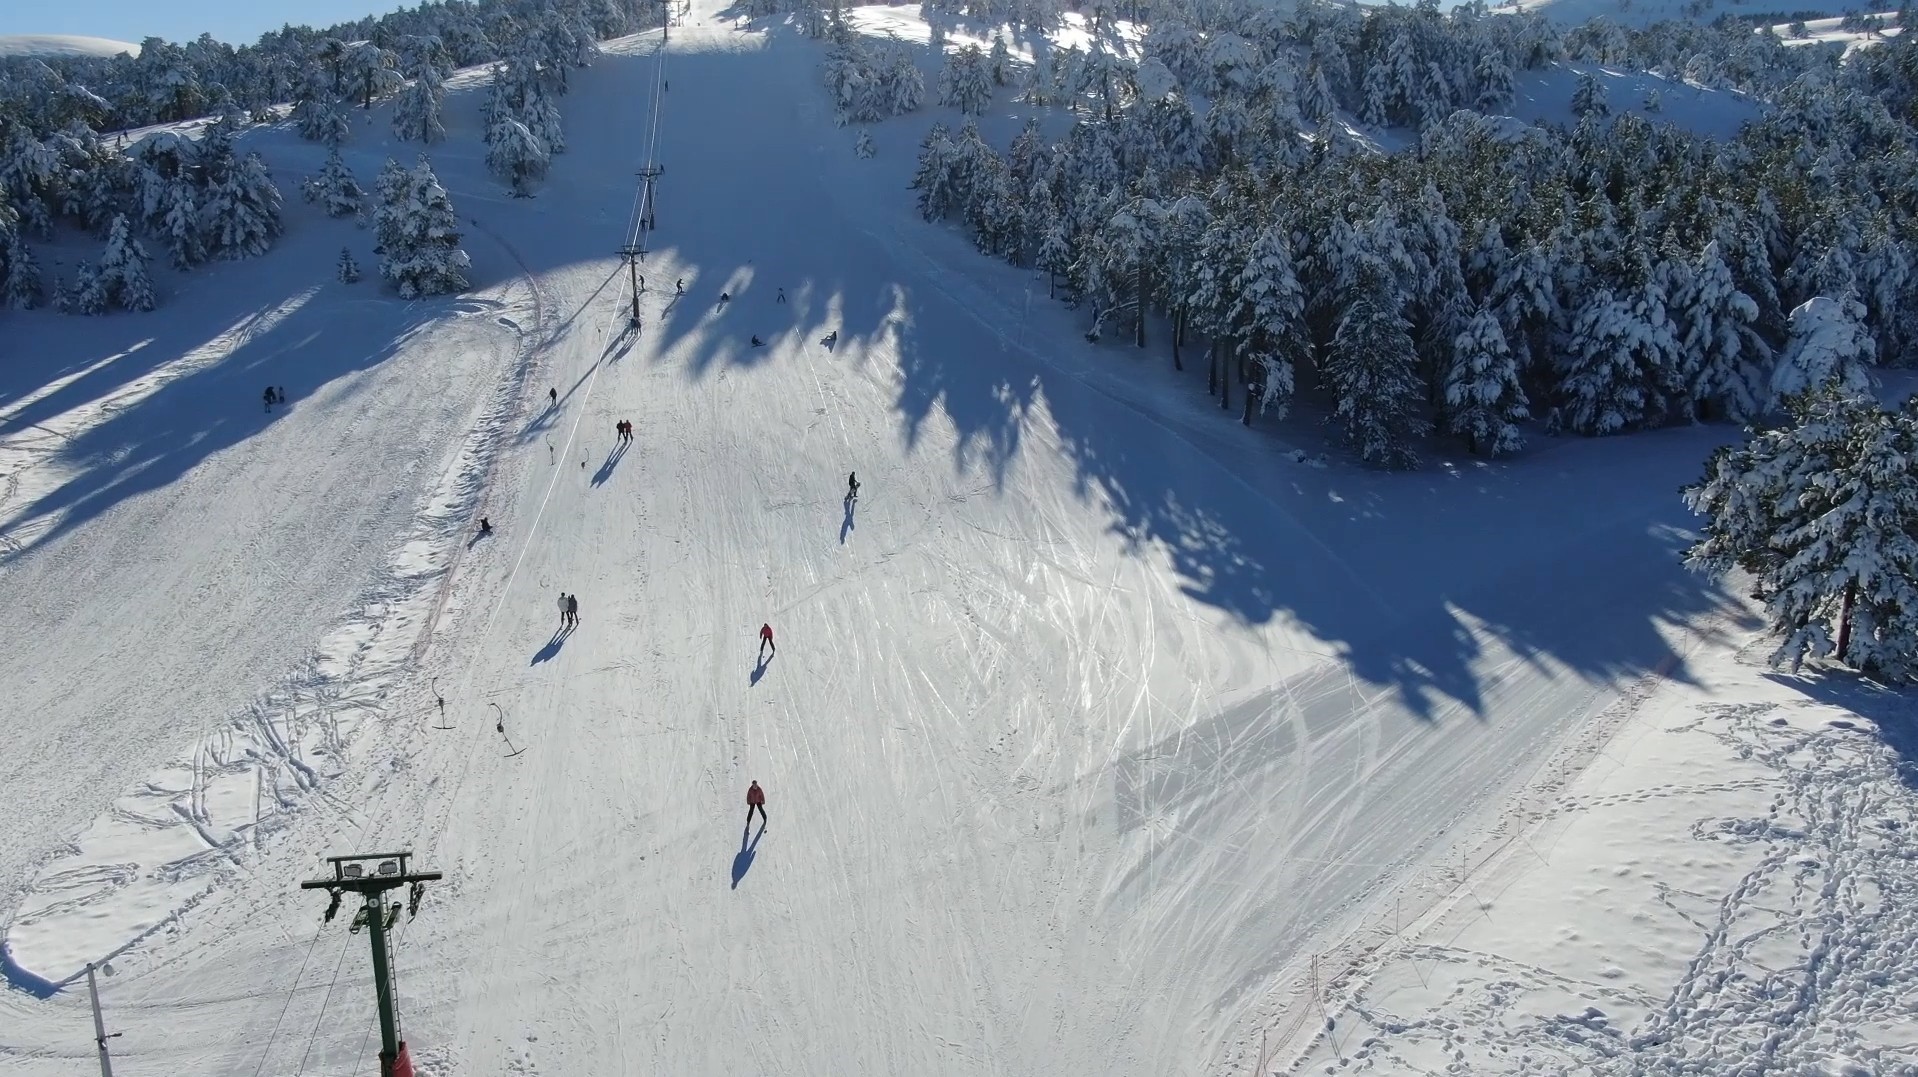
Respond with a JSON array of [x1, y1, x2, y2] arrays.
[[244, 922, 334, 1077], [625, 32, 670, 250]]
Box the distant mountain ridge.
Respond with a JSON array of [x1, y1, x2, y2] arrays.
[[0, 34, 141, 59]]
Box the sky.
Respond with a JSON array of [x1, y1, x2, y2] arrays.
[[0, 0, 412, 47]]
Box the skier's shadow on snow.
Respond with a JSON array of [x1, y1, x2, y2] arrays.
[[730, 823, 765, 889], [839, 495, 856, 544], [591, 442, 629, 486], [531, 625, 574, 664], [749, 652, 772, 685]]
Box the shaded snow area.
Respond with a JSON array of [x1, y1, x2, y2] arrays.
[[0, 5, 1912, 1077], [1281, 641, 1918, 1075]]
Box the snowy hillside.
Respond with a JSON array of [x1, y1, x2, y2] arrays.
[[0, 34, 140, 59], [1489, 0, 1872, 29], [2, 0, 1916, 1074]]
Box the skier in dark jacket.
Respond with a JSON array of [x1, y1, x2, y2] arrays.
[[567, 593, 579, 626]]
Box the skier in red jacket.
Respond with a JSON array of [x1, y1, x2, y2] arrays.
[[746, 781, 767, 827], [758, 623, 775, 660]]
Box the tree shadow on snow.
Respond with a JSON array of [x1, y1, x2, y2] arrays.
[[0, 262, 445, 563], [1763, 670, 1918, 792], [731, 822, 765, 889]]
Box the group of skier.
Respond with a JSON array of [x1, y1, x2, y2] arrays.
[[481, 282, 867, 837], [262, 386, 288, 412]]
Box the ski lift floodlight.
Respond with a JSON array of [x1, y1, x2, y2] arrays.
[[378, 860, 399, 875], [343, 863, 363, 878]]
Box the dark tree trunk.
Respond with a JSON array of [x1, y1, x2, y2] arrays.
[[1240, 357, 1254, 425], [1134, 264, 1146, 348], [1171, 307, 1184, 371], [1206, 343, 1217, 395], [1220, 350, 1232, 411], [1836, 580, 1857, 662]]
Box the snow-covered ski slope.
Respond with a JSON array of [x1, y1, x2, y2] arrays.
[[2, 8, 1764, 1076]]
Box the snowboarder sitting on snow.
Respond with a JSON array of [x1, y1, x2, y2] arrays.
[[822, 330, 838, 347], [263, 387, 276, 412], [718, 292, 731, 305], [750, 335, 765, 347], [478, 517, 492, 536]]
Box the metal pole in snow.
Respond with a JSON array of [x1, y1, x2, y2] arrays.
[[86, 962, 115, 1077]]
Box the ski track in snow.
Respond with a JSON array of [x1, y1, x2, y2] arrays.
[[1273, 652, 1918, 1077]]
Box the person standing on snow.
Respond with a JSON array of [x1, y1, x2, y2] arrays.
[[549, 387, 558, 406], [758, 623, 775, 660], [746, 781, 767, 827], [846, 472, 859, 501], [558, 591, 570, 629], [567, 593, 579, 627], [264, 387, 275, 412], [776, 287, 785, 304]]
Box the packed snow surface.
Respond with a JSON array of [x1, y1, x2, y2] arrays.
[[3, 4, 1897, 1076]]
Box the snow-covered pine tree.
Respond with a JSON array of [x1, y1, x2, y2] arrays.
[[940, 44, 995, 116], [1227, 222, 1307, 423], [522, 82, 569, 155], [339, 246, 361, 282], [392, 59, 448, 143], [345, 42, 403, 109], [372, 157, 410, 254], [1490, 238, 1559, 374], [2, 131, 60, 237], [911, 123, 958, 221], [3, 232, 42, 308], [1325, 257, 1428, 468], [1571, 70, 1609, 117], [882, 47, 926, 114], [989, 33, 1012, 86], [159, 179, 204, 269], [1444, 302, 1528, 456], [379, 157, 471, 298], [1684, 388, 1918, 680], [1676, 240, 1769, 421], [294, 65, 349, 146], [303, 148, 365, 217], [1023, 47, 1054, 106], [485, 115, 550, 195], [68, 261, 107, 315], [1559, 287, 1650, 435], [1770, 293, 1876, 406], [855, 128, 875, 158], [96, 212, 155, 312], [199, 149, 283, 260]]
